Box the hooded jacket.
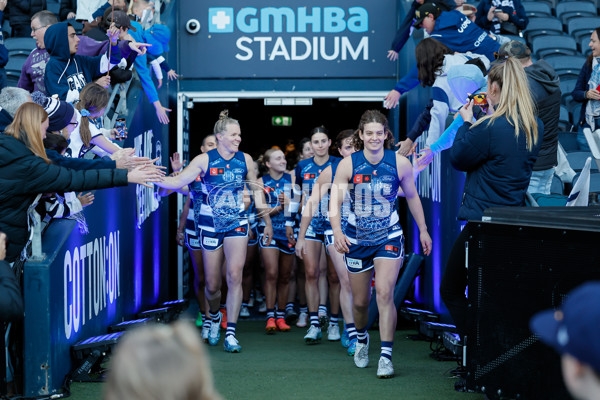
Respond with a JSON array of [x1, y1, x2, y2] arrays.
[[43, 21, 120, 101], [526, 60, 560, 171], [0, 260, 23, 321], [0, 134, 128, 262], [450, 117, 542, 221]]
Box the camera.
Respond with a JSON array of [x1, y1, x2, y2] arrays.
[[186, 19, 201, 34]]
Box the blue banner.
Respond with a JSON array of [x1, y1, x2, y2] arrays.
[[179, 0, 397, 79], [22, 94, 170, 397]]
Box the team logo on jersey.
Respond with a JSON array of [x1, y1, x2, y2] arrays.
[[223, 170, 236, 182], [195, 175, 202, 182], [210, 168, 225, 175], [264, 187, 275, 193], [304, 173, 316, 180], [354, 174, 372, 183], [385, 245, 399, 253]]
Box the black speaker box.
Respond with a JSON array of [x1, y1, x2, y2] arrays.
[[464, 208, 600, 400]]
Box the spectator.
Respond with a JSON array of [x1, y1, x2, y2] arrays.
[[384, 2, 499, 109], [0, 102, 161, 262], [68, 82, 122, 158], [43, 21, 121, 102], [387, 0, 459, 62], [572, 27, 600, 152], [475, 0, 528, 37], [21, 11, 136, 93], [32, 92, 148, 170], [0, 232, 23, 321], [6, 0, 46, 37], [103, 321, 224, 400], [19, 11, 59, 93], [38, 133, 95, 222], [143, 23, 178, 88], [129, 0, 171, 124], [496, 40, 560, 195], [83, 0, 128, 35], [440, 58, 542, 336], [59, 0, 76, 21], [530, 281, 600, 400], [75, 0, 105, 24], [0, 0, 7, 91], [0, 87, 30, 130]]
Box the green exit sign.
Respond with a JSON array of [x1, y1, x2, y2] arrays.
[[272, 116, 292, 126]]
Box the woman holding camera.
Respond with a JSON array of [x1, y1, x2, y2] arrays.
[[440, 57, 542, 337]]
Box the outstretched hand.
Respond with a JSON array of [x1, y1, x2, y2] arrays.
[[384, 90, 401, 109]]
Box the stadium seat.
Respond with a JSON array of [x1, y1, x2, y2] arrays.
[[545, 55, 587, 80], [532, 35, 578, 58], [572, 171, 600, 192], [560, 78, 578, 107], [522, 2, 552, 17], [567, 151, 597, 171], [580, 36, 592, 56], [4, 37, 36, 59], [570, 103, 583, 126], [524, 17, 565, 42], [551, 173, 565, 195], [4, 57, 24, 88], [568, 17, 600, 42], [524, 0, 557, 9], [559, 107, 573, 131], [556, 2, 597, 25], [559, 130, 579, 151]]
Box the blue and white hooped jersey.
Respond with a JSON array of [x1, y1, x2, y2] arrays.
[[345, 150, 403, 246], [295, 155, 341, 233], [190, 149, 248, 233], [261, 173, 293, 241]]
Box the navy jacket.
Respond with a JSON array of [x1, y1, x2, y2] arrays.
[[46, 149, 116, 170], [0, 134, 128, 262], [572, 58, 592, 127], [44, 21, 120, 100], [0, 260, 23, 321], [475, 0, 528, 35], [450, 117, 542, 221]]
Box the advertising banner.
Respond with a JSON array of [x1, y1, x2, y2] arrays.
[[179, 0, 397, 79]]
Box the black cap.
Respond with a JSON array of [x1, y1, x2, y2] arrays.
[[414, 3, 442, 27]]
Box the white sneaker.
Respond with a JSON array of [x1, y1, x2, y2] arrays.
[[377, 357, 394, 379], [239, 305, 250, 318], [223, 335, 242, 353], [296, 312, 308, 328], [201, 323, 209, 343], [327, 324, 341, 341], [258, 301, 267, 313], [208, 313, 222, 346], [354, 334, 369, 368], [303, 325, 322, 344]]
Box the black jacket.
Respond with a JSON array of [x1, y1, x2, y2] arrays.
[[0, 134, 128, 262], [450, 117, 542, 221], [526, 60, 560, 171], [0, 260, 23, 321], [59, 0, 76, 21], [572, 58, 592, 127], [6, 0, 46, 27]]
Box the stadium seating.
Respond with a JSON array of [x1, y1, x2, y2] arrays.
[[4, 37, 36, 60], [559, 107, 573, 132], [566, 151, 598, 171], [522, 2, 552, 18], [556, 2, 597, 25], [532, 35, 578, 58], [567, 17, 600, 42], [524, 17, 564, 42], [580, 36, 592, 56], [545, 55, 587, 80], [559, 130, 579, 151]]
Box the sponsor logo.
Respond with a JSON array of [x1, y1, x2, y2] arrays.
[[304, 173, 316, 180], [235, 226, 247, 233], [354, 174, 371, 183], [195, 175, 202, 182], [203, 236, 219, 247], [211, 168, 225, 175], [346, 257, 363, 268], [385, 245, 399, 253]]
